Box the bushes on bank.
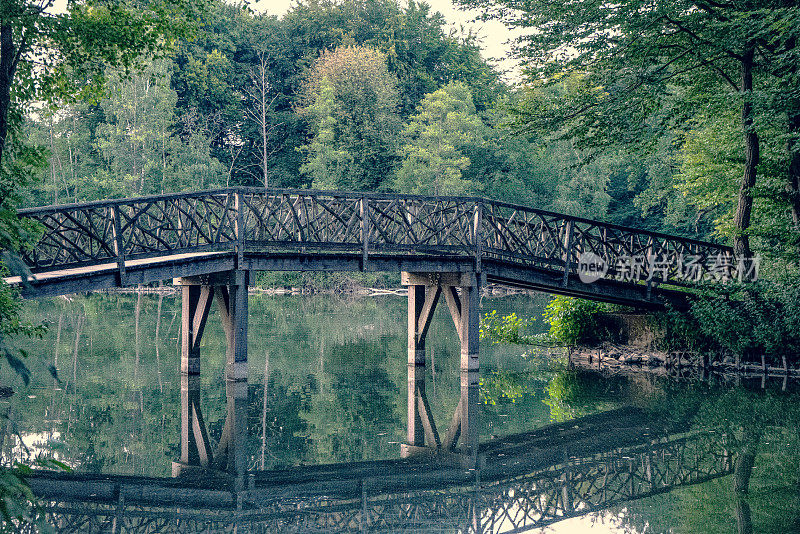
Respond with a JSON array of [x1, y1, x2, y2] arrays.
[[479, 310, 532, 344], [542, 296, 607, 345], [687, 278, 800, 362]]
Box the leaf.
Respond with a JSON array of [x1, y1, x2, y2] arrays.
[[4, 350, 30, 386], [47, 364, 61, 383]]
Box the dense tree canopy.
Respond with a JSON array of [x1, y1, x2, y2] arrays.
[[457, 0, 800, 263]]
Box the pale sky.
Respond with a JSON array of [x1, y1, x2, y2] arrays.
[[252, 0, 522, 80]]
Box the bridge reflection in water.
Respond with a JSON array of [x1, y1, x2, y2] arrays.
[[23, 399, 731, 533]]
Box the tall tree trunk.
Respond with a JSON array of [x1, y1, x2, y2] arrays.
[[0, 24, 16, 169], [733, 46, 760, 272], [787, 107, 800, 259], [261, 90, 268, 188], [733, 428, 760, 534]]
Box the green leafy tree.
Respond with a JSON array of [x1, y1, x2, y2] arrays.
[[395, 82, 486, 195], [458, 0, 800, 264], [0, 0, 202, 168], [299, 45, 400, 191], [95, 59, 224, 197]]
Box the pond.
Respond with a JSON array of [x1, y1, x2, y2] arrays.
[[2, 292, 799, 533]]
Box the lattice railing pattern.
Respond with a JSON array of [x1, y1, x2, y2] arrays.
[[475, 431, 730, 532], [118, 193, 237, 258], [30, 431, 729, 533], [21, 204, 118, 270], [240, 192, 362, 249], [17, 188, 734, 288]]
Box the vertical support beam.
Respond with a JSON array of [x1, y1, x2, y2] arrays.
[[456, 275, 480, 456], [111, 205, 126, 286], [361, 197, 370, 270], [223, 376, 249, 480], [459, 279, 480, 374], [178, 284, 214, 469], [562, 219, 575, 287], [401, 272, 480, 462], [215, 270, 249, 478], [217, 271, 249, 381], [407, 284, 426, 447], [459, 369, 480, 456], [473, 201, 483, 273], [234, 190, 245, 269]]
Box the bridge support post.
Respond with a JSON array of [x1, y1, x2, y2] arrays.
[[214, 270, 249, 479], [401, 272, 481, 466], [172, 270, 249, 480], [175, 284, 214, 475]]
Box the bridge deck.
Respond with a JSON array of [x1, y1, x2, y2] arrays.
[[10, 187, 734, 306]]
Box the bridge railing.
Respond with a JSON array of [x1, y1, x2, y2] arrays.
[[17, 188, 735, 288]]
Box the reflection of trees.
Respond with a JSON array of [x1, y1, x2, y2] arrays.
[[246, 369, 312, 469], [303, 340, 400, 463], [608, 382, 800, 533], [544, 369, 627, 422], [733, 428, 760, 534]]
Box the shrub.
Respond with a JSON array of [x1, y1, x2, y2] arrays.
[[689, 278, 800, 362], [542, 296, 606, 345], [479, 310, 531, 344]]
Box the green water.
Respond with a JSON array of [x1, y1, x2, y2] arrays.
[[3, 292, 800, 533], [2, 292, 555, 475]]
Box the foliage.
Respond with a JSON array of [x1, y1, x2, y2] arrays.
[[0, 458, 70, 533], [395, 82, 485, 195], [649, 274, 800, 363], [689, 277, 800, 363], [0, 0, 205, 168], [479, 310, 531, 345], [298, 45, 401, 191], [95, 59, 225, 197], [542, 296, 606, 346], [651, 305, 714, 353], [543, 369, 623, 422], [457, 0, 800, 261], [479, 370, 525, 406]]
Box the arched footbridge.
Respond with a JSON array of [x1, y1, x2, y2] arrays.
[[11, 187, 735, 306]]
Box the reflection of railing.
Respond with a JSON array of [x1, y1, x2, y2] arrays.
[[25, 429, 731, 533], [18, 188, 734, 290]]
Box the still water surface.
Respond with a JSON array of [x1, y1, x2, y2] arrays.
[[2, 292, 799, 533]]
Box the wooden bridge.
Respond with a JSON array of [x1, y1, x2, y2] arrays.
[[14, 187, 734, 304], [22, 409, 732, 533], [9, 188, 736, 477]]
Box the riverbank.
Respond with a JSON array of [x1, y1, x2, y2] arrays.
[[569, 344, 800, 378]]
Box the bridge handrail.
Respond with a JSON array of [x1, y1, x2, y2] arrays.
[[17, 187, 730, 251]]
